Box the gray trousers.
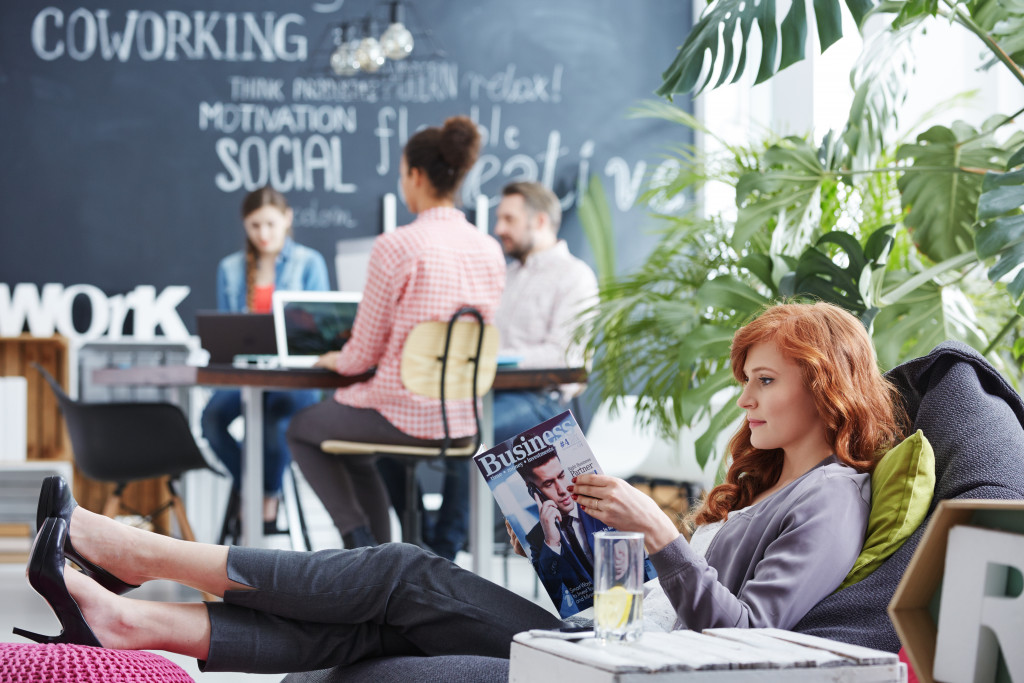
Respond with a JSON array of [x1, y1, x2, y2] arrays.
[[203, 543, 561, 674], [286, 400, 472, 541]]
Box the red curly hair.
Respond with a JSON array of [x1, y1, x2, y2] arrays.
[[693, 302, 905, 526]]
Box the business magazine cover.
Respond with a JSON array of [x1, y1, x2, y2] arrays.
[[473, 410, 657, 617]]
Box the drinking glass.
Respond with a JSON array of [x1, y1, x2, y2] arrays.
[[593, 530, 643, 642]]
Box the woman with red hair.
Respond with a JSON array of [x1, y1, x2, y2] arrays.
[[18, 301, 903, 672], [569, 300, 905, 630]]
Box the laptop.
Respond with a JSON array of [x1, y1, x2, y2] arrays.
[[195, 312, 277, 365], [272, 291, 362, 368]]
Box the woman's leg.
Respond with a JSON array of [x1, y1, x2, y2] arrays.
[[205, 543, 561, 672], [68, 506, 242, 597], [345, 456, 393, 543], [287, 401, 379, 538], [67, 510, 560, 673], [200, 390, 243, 488], [66, 570, 213, 659], [263, 389, 320, 495]]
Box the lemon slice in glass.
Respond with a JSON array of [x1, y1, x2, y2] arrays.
[[595, 585, 634, 629]]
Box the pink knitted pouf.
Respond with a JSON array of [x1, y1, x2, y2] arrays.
[[0, 643, 194, 682]]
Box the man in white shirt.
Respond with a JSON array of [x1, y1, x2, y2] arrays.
[[491, 181, 598, 441]]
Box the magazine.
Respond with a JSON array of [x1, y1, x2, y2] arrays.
[[474, 409, 657, 618]]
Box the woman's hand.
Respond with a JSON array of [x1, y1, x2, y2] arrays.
[[569, 474, 680, 554], [313, 351, 341, 371]]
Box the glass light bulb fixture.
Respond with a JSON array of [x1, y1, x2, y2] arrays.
[[330, 44, 359, 76], [356, 36, 385, 72], [381, 2, 414, 61], [330, 24, 360, 76]]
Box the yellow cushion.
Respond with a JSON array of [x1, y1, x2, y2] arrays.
[[838, 430, 935, 590]]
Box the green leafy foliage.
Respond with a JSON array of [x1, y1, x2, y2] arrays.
[[583, 0, 1024, 463], [897, 121, 1008, 263], [975, 143, 1024, 313], [657, 0, 877, 97], [578, 175, 617, 287]]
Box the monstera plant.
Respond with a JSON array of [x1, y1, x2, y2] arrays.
[[581, 0, 1024, 470]]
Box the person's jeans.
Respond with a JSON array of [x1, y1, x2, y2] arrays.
[[201, 388, 321, 494], [379, 389, 566, 560]]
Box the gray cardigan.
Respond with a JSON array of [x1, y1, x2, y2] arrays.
[[649, 455, 870, 631]]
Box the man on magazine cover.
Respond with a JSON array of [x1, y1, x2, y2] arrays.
[[519, 446, 607, 607]]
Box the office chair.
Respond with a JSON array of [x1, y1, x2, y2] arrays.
[[320, 306, 498, 546], [33, 363, 217, 542]]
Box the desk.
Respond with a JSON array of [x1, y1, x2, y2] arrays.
[[92, 364, 586, 578]]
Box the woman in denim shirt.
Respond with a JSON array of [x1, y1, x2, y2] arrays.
[[202, 186, 329, 538]]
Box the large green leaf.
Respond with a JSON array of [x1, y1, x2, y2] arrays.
[[678, 367, 738, 425], [897, 122, 1007, 263], [657, 0, 878, 97], [695, 276, 771, 315], [842, 22, 918, 170], [695, 401, 744, 470], [970, 0, 1024, 66], [892, 0, 940, 27], [780, 228, 893, 325], [975, 148, 1024, 312], [734, 138, 829, 250], [872, 279, 988, 369]]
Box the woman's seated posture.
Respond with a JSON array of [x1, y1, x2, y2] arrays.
[[285, 114, 505, 549], [16, 301, 903, 674]]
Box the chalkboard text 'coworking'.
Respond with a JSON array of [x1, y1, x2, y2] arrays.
[[32, 8, 307, 62]]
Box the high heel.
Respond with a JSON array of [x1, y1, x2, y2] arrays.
[[36, 476, 139, 595], [13, 517, 103, 647]]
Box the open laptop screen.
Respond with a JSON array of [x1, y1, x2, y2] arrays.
[[196, 312, 276, 365], [272, 291, 361, 368]]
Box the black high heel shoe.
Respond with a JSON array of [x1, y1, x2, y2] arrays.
[[13, 516, 103, 646], [36, 476, 139, 595]]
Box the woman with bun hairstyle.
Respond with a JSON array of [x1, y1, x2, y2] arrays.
[[17, 301, 905, 674], [202, 186, 328, 536], [285, 115, 506, 549]]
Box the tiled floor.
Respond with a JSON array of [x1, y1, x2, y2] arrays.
[[0, 472, 551, 682]]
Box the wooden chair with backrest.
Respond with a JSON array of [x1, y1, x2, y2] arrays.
[[33, 362, 218, 542], [320, 306, 498, 546]]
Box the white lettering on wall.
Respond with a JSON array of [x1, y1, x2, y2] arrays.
[[30, 8, 307, 62], [0, 283, 190, 341], [214, 134, 356, 193], [198, 102, 357, 135]]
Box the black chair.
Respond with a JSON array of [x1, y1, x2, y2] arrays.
[[320, 306, 498, 546], [34, 362, 217, 542]]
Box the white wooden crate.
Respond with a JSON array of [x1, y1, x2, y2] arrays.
[[510, 628, 906, 683]]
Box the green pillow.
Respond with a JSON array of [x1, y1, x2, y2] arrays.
[[838, 430, 935, 590]]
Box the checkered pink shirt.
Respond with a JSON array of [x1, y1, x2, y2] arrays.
[[333, 207, 506, 439]]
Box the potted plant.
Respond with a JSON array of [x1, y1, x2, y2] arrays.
[[581, 0, 1024, 473]]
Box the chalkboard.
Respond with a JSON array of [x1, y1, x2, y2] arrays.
[[0, 0, 693, 337]]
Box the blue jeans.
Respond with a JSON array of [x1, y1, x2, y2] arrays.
[[381, 389, 565, 560], [201, 388, 321, 494]]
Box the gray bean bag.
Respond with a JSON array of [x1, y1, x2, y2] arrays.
[[795, 341, 1024, 650], [280, 655, 508, 683]]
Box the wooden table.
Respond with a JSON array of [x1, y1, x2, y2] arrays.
[[510, 628, 905, 682], [93, 363, 586, 578]]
